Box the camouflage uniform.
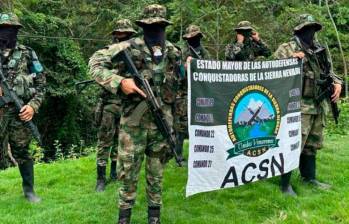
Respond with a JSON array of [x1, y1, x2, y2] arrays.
[[274, 14, 342, 194], [175, 25, 211, 161], [89, 5, 182, 223], [225, 21, 271, 61], [94, 19, 136, 191], [0, 13, 45, 202]]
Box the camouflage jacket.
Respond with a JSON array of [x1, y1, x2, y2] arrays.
[[177, 44, 211, 99], [225, 39, 271, 61], [182, 44, 211, 60], [0, 44, 46, 113], [88, 37, 182, 126], [93, 42, 125, 115], [274, 38, 342, 115]]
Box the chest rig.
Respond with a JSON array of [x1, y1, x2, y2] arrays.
[[130, 39, 168, 99], [1, 48, 23, 83], [1, 46, 41, 100]]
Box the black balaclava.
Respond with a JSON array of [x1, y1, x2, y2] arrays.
[[0, 26, 19, 50], [295, 26, 317, 49], [142, 24, 166, 64], [187, 35, 201, 49], [112, 32, 133, 43]]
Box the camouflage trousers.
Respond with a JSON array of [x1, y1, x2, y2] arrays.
[[117, 110, 170, 209], [301, 113, 324, 156], [0, 107, 33, 165], [174, 97, 188, 134], [96, 107, 120, 167]]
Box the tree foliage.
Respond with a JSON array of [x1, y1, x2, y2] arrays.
[[0, 0, 347, 162]]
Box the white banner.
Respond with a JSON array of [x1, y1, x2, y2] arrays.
[[186, 59, 302, 196]]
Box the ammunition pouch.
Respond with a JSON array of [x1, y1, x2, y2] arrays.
[[302, 76, 315, 98]]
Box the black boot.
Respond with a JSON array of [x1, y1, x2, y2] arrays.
[[118, 208, 131, 224], [301, 155, 331, 190], [18, 160, 41, 203], [176, 132, 186, 166], [299, 153, 306, 177], [96, 165, 106, 192], [280, 172, 296, 196], [148, 206, 161, 224], [110, 161, 117, 181]]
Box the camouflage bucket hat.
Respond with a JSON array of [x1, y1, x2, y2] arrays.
[[235, 21, 253, 31], [0, 13, 23, 28], [112, 19, 137, 35], [294, 14, 322, 32], [183, 25, 204, 39], [135, 4, 172, 27]]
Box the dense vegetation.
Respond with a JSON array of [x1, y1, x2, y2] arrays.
[[0, 0, 348, 164]]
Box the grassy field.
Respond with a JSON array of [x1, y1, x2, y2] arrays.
[[1, 135, 349, 224]]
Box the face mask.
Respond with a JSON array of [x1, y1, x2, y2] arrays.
[[187, 35, 201, 48], [142, 24, 166, 64], [295, 26, 316, 48], [0, 26, 19, 49], [113, 33, 133, 43]]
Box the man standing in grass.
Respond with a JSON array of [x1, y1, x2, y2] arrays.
[[174, 24, 211, 164], [225, 20, 271, 61], [94, 19, 137, 192], [0, 13, 46, 203], [274, 14, 342, 196], [89, 5, 182, 224]]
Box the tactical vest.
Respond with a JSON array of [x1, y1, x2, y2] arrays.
[[115, 38, 179, 122], [1, 45, 43, 102]]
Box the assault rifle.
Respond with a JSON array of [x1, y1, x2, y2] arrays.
[[188, 45, 202, 59], [75, 79, 94, 93], [0, 53, 42, 145], [314, 47, 340, 124], [118, 48, 182, 166], [294, 37, 340, 124]]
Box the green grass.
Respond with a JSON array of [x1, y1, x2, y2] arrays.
[[1, 135, 349, 224]]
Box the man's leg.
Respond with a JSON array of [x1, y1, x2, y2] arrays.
[[96, 110, 116, 192], [110, 116, 120, 181], [145, 128, 168, 224], [301, 113, 329, 189], [117, 124, 147, 224], [175, 131, 186, 162], [9, 118, 40, 203]]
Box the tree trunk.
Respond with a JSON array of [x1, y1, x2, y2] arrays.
[[325, 0, 348, 97]]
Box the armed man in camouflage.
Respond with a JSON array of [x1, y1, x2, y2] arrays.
[[174, 24, 211, 163], [89, 5, 182, 224], [94, 19, 137, 192], [0, 13, 46, 202], [225, 21, 271, 61], [274, 14, 342, 196]]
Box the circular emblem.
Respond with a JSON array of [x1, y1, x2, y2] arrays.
[[227, 85, 281, 159]]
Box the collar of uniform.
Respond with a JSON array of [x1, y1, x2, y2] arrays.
[[136, 37, 169, 58]]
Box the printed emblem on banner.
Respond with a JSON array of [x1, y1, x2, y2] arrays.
[[226, 85, 281, 159]]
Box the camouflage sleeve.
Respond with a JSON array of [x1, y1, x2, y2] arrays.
[[273, 42, 296, 59], [254, 40, 271, 58], [167, 41, 185, 79], [225, 43, 243, 61], [88, 45, 125, 95], [324, 51, 343, 85], [27, 49, 46, 113]]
